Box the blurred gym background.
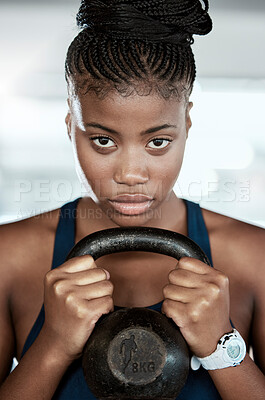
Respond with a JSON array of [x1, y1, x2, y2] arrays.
[[0, 0, 264, 227]]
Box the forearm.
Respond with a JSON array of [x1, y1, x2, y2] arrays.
[[209, 354, 265, 400], [0, 329, 72, 400]]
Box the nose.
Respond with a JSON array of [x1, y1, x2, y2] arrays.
[[113, 150, 149, 186]]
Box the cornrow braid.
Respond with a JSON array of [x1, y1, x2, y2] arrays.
[[99, 39, 126, 82], [109, 40, 131, 80], [119, 40, 143, 80], [128, 41, 147, 78], [65, 0, 212, 100], [154, 43, 172, 77], [150, 42, 165, 73]]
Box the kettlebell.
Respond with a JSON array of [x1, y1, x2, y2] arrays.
[[66, 227, 211, 400]]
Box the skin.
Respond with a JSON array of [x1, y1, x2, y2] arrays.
[[67, 91, 191, 229], [0, 88, 264, 399]]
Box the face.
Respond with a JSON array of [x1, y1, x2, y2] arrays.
[[66, 90, 192, 228]]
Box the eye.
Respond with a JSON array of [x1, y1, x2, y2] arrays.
[[90, 136, 115, 148], [147, 138, 172, 149]]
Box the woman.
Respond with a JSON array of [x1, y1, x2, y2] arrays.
[[0, 0, 264, 399]]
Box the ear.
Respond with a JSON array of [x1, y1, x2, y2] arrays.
[[185, 101, 193, 138], [65, 99, 72, 141]]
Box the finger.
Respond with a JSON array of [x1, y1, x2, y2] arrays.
[[168, 268, 208, 288], [177, 257, 212, 275], [85, 296, 115, 324], [163, 284, 198, 304], [64, 267, 110, 285], [48, 269, 111, 297], [70, 280, 114, 301], [59, 255, 98, 273], [161, 299, 188, 329]]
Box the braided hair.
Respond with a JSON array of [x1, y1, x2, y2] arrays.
[[65, 0, 212, 100]]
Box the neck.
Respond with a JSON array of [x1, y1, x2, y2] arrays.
[[74, 193, 187, 308]]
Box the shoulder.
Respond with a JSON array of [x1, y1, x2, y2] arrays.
[[202, 207, 265, 280], [0, 209, 61, 377], [0, 207, 60, 293], [202, 206, 264, 239]]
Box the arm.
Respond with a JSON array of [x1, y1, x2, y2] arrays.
[[0, 255, 114, 400], [162, 241, 265, 400], [208, 355, 265, 400], [0, 268, 63, 400], [207, 226, 265, 399], [0, 330, 72, 400]]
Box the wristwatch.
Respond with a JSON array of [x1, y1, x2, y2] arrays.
[[191, 329, 247, 371]]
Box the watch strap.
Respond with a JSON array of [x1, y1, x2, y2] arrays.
[[191, 329, 246, 371]]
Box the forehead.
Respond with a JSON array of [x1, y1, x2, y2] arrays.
[[71, 91, 186, 126]]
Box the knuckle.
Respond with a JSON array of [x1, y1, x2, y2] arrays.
[[53, 280, 66, 296], [188, 306, 200, 323], [72, 254, 96, 269], [209, 283, 221, 298], [104, 280, 114, 293], [95, 268, 108, 281], [198, 296, 210, 308], [84, 254, 95, 261], [65, 291, 77, 306], [77, 254, 94, 263], [178, 257, 190, 267], [88, 315, 100, 327], [163, 298, 169, 307], [162, 301, 179, 323], [99, 279, 114, 294], [67, 297, 86, 319], [215, 271, 229, 288], [168, 269, 177, 282], [83, 254, 97, 267], [102, 295, 114, 312], [75, 305, 87, 320], [105, 294, 114, 306], [163, 298, 171, 312], [44, 270, 54, 285], [162, 284, 170, 297]]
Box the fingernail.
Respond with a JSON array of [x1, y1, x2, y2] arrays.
[[103, 269, 110, 279]]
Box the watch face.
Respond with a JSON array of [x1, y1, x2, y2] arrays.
[[226, 339, 241, 360]]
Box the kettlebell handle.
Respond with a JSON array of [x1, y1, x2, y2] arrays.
[[66, 226, 211, 266]]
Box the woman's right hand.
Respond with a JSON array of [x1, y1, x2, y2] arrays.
[[41, 255, 114, 362]]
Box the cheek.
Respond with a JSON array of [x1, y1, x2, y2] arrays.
[[153, 159, 183, 199], [72, 136, 114, 199], [152, 143, 186, 181], [80, 156, 114, 194], [74, 135, 111, 178], [82, 155, 112, 178]]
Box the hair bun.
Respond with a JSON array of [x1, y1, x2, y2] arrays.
[[77, 0, 212, 44]]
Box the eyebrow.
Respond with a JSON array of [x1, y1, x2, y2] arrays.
[[85, 122, 178, 136]]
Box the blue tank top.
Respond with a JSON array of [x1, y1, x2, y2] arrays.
[[21, 198, 221, 399]]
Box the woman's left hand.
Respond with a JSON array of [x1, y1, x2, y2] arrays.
[[162, 257, 232, 358]]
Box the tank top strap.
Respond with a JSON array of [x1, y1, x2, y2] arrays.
[[184, 199, 213, 266], [51, 198, 80, 269]]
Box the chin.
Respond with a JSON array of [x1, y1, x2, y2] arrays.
[[105, 211, 159, 228]]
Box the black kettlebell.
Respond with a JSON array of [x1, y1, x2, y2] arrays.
[[66, 227, 211, 400]]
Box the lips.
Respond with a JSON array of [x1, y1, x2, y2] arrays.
[[108, 194, 154, 216], [110, 194, 153, 203]]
